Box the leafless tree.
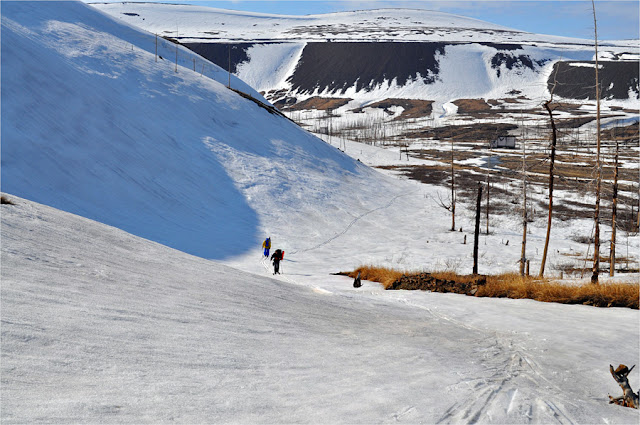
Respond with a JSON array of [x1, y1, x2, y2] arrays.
[[473, 183, 483, 275], [610, 131, 619, 276], [450, 140, 456, 231], [539, 69, 559, 277], [591, 0, 603, 284], [520, 138, 528, 276], [486, 151, 491, 235]]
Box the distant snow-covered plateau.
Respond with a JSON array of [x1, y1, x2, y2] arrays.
[[94, 3, 639, 110], [1, 2, 639, 424]]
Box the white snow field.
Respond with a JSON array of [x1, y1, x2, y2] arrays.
[[3, 195, 640, 424], [1, 2, 639, 424]]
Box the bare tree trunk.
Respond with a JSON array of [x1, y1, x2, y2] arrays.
[[486, 152, 491, 235], [539, 98, 558, 277], [451, 140, 456, 231], [520, 139, 528, 276], [610, 137, 619, 276], [591, 0, 602, 284], [473, 183, 483, 275]]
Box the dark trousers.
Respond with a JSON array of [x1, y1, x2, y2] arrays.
[[273, 260, 280, 274]]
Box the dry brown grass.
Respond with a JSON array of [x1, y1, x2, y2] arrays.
[[342, 265, 405, 288], [341, 267, 639, 309]]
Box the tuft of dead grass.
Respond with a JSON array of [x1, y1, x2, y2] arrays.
[[341, 265, 406, 288], [341, 267, 639, 309]]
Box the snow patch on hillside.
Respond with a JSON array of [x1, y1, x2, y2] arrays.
[[236, 42, 304, 91]]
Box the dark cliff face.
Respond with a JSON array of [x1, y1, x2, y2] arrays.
[[184, 42, 253, 74], [182, 42, 639, 103], [490, 53, 547, 77], [549, 61, 639, 100], [286, 42, 445, 94]]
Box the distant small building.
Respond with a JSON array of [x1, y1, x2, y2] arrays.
[[490, 136, 516, 149]]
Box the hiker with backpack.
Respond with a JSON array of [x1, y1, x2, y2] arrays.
[[270, 249, 284, 275], [262, 237, 271, 257]]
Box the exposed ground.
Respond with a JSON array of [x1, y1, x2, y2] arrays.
[[284, 97, 640, 278], [353, 98, 434, 120]]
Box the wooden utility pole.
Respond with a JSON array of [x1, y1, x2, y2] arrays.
[[591, 0, 602, 284], [473, 183, 483, 275], [610, 134, 619, 276]]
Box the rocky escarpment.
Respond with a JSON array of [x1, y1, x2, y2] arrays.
[[549, 61, 640, 100], [286, 42, 445, 94]]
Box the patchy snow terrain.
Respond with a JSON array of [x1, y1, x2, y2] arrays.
[[94, 2, 639, 110], [1, 1, 639, 423]]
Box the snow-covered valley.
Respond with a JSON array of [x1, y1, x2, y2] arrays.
[[1, 2, 639, 423]]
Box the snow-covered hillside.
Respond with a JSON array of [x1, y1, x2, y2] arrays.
[[94, 2, 639, 110], [1, 1, 400, 260]]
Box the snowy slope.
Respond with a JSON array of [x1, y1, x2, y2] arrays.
[[1, 1, 401, 260], [3, 195, 639, 424]]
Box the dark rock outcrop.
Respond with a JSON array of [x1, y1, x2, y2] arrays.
[[549, 61, 640, 100]]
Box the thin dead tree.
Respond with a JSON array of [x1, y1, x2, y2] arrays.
[[451, 139, 456, 231], [610, 127, 619, 276], [486, 150, 491, 235], [473, 183, 483, 275], [520, 137, 528, 276], [591, 0, 603, 284], [539, 68, 560, 277]]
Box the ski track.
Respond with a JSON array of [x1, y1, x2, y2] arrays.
[[262, 236, 580, 424], [392, 295, 578, 424], [260, 186, 579, 424], [289, 189, 418, 255]]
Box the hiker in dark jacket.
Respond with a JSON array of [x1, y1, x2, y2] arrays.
[[270, 249, 284, 275]]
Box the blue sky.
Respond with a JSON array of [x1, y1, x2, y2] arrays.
[[92, 1, 639, 40]]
